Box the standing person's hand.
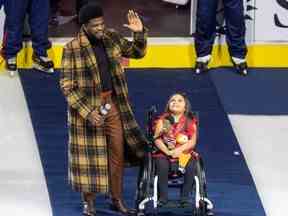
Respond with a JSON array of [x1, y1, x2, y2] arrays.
[[88, 110, 103, 126], [123, 10, 143, 32]]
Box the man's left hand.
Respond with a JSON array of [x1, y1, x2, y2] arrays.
[[123, 10, 143, 32]]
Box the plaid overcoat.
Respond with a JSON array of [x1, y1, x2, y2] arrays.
[[60, 27, 148, 193]]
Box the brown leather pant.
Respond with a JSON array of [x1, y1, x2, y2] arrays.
[[103, 95, 124, 200]]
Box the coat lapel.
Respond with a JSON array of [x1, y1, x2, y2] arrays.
[[77, 28, 102, 88], [102, 32, 123, 76]]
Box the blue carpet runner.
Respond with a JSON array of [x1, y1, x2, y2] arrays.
[[19, 69, 265, 216], [210, 68, 288, 115]]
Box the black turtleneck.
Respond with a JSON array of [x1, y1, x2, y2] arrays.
[[85, 31, 112, 92]]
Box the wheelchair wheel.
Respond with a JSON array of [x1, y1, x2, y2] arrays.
[[135, 106, 159, 213], [195, 157, 207, 198], [194, 157, 214, 216], [135, 150, 157, 211], [136, 161, 148, 202], [194, 199, 208, 216]]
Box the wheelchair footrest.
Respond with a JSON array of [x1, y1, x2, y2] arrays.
[[158, 199, 193, 209]]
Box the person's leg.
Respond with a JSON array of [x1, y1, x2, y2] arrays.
[[104, 98, 135, 215], [181, 159, 196, 201], [3, 0, 27, 59], [194, 0, 218, 58], [223, 0, 248, 75], [2, 0, 27, 75], [223, 0, 247, 60], [105, 100, 124, 200], [28, 0, 50, 57], [28, 0, 54, 73], [155, 157, 169, 203], [194, 0, 218, 73]]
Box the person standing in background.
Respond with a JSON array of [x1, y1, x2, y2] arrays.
[[2, 0, 54, 75], [194, 0, 248, 76]]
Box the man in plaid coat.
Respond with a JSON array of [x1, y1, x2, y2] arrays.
[[60, 3, 147, 216]]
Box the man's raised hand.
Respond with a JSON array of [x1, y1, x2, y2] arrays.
[[123, 10, 143, 32]]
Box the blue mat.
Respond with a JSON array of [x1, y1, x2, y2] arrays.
[[19, 69, 265, 216], [210, 68, 288, 115]]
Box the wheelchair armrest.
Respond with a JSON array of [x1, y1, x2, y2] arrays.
[[144, 140, 159, 154]]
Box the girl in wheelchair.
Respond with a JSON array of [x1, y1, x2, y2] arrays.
[[153, 92, 199, 207]]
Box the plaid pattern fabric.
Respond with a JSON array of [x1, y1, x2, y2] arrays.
[[60, 27, 148, 193]]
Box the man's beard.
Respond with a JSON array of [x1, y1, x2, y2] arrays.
[[85, 30, 104, 44], [94, 31, 104, 39]]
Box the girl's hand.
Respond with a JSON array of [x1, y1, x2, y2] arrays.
[[167, 150, 174, 157], [171, 147, 183, 158]]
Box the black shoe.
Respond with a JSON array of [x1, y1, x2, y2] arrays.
[[157, 199, 168, 208], [110, 199, 136, 215], [233, 61, 248, 76], [82, 201, 96, 216], [179, 197, 191, 208], [195, 61, 209, 74], [32, 54, 54, 73]]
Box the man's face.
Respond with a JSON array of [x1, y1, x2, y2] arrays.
[[85, 17, 105, 39]]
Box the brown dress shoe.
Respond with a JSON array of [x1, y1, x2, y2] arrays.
[[110, 199, 136, 215]]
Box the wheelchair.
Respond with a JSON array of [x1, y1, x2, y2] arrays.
[[135, 106, 214, 216]]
